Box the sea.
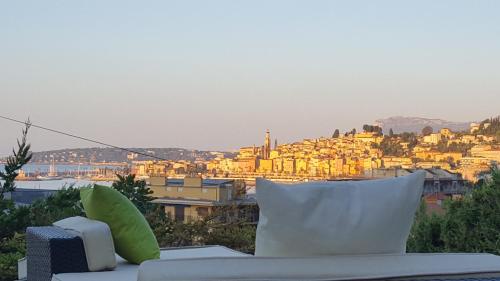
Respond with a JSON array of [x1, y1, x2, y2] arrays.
[[0, 163, 119, 190]]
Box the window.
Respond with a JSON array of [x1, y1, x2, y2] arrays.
[[166, 186, 171, 191], [202, 188, 208, 193], [174, 206, 185, 221], [178, 187, 183, 192], [197, 207, 209, 217], [434, 181, 440, 192]]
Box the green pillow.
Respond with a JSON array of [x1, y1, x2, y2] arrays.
[[80, 184, 160, 264]]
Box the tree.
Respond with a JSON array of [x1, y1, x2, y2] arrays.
[[362, 125, 383, 135], [0, 200, 30, 239], [0, 233, 26, 281], [422, 126, 433, 136], [379, 136, 405, 157], [477, 116, 500, 141], [204, 223, 256, 254], [0, 120, 32, 199], [407, 167, 500, 254], [112, 174, 153, 214], [407, 201, 445, 252], [332, 129, 340, 138], [351, 128, 357, 135], [29, 186, 84, 227], [389, 128, 394, 137], [440, 167, 500, 254]]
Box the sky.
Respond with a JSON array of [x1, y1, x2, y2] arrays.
[[1, 0, 499, 156]]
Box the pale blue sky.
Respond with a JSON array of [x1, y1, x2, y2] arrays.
[[1, 0, 499, 155]]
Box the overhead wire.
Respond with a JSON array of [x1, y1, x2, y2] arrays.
[[0, 114, 169, 161]]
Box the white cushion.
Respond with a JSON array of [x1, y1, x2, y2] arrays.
[[53, 216, 116, 271], [255, 171, 425, 256], [137, 253, 500, 281], [52, 246, 248, 281]]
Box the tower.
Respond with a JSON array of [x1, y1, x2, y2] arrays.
[[264, 129, 271, 159]]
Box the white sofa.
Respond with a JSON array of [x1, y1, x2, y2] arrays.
[[51, 246, 248, 281], [47, 247, 500, 281]]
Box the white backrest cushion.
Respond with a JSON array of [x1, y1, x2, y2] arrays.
[[255, 171, 425, 256], [54, 216, 117, 271]]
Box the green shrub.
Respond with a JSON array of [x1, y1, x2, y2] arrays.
[[0, 233, 26, 281], [29, 186, 84, 227], [407, 167, 500, 253]]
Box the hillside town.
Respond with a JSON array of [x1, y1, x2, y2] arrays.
[[131, 117, 500, 183]]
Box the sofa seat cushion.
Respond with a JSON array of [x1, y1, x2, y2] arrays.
[[137, 253, 500, 281], [51, 246, 248, 281], [54, 216, 116, 271]]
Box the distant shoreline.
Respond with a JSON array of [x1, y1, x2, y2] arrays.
[[0, 161, 129, 166]]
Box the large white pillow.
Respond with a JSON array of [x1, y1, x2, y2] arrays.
[[255, 171, 425, 256]]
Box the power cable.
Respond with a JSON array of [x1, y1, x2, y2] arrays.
[[0, 115, 169, 161]]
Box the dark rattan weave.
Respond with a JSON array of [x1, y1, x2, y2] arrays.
[[26, 226, 89, 281]]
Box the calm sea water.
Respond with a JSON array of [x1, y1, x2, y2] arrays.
[[0, 163, 117, 190], [0, 163, 125, 174], [2, 178, 113, 190]]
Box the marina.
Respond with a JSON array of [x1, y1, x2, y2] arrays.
[[0, 163, 123, 190]]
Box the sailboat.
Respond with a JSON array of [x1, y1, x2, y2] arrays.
[[37, 157, 63, 180], [75, 163, 84, 179]]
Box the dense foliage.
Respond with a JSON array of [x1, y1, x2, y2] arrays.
[[375, 132, 418, 157], [145, 199, 257, 253], [0, 187, 83, 281], [112, 174, 153, 214], [407, 167, 500, 253], [477, 116, 500, 140], [378, 136, 405, 157], [435, 140, 474, 154], [29, 187, 84, 227], [0, 233, 25, 281], [422, 126, 433, 136], [362, 124, 383, 134]]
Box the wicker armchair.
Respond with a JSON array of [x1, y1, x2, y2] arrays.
[[26, 227, 89, 281]]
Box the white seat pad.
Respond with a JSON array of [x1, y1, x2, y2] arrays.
[[138, 253, 500, 281], [52, 246, 248, 281]]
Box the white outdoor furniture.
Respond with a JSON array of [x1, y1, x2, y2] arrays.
[[51, 246, 248, 281]]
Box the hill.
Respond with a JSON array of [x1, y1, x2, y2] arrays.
[[374, 116, 471, 134], [27, 147, 236, 164]]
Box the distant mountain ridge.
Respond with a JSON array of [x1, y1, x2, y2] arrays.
[[374, 116, 471, 134], [27, 147, 236, 164]]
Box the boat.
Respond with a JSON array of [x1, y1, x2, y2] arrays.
[[16, 169, 41, 181], [37, 157, 63, 181]]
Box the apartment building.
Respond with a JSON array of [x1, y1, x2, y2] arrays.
[[148, 176, 256, 222]]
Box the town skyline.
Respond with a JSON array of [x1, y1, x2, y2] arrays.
[[7, 116, 499, 186], [0, 114, 496, 157]]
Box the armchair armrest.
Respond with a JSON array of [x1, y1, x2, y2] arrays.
[[26, 227, 89, 281]]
